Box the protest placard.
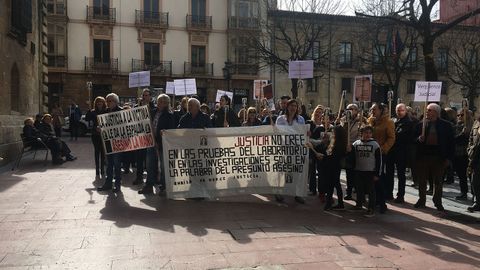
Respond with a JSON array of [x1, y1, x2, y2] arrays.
[[353, 75, 372, 102], [97, 105, 154, 155], [215, 90, 234, 102], [162, 125, 310, 199], [253, 80, 268, 100], [288, 60, 314, 79], [129, 71, 150, 88], [174, 78, 197, 96], [166, 81, 175, 95], [414, 81, 442, 102]]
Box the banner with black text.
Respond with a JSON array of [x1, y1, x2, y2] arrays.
[[98, 105, 154, 155], [162, 125, 310, 199]]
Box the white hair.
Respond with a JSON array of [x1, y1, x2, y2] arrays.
[[427, 103, 441, 115], [396, 103, 406, 110], [188, 98, 201, 110], [106, 93, 119, 104], [157, 94, 170, 104], [346, 103, 358, 110]]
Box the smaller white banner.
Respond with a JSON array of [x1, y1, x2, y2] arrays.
[[414, 81, 442, 102], [353, 75, 372, 103], [216, 90, 234, 102], [174, 79, 197, 96], [166, 81, 175, 95], [129, 71, 151, 88], [253, 80, 269, 100], [288, 60, 314, 79]]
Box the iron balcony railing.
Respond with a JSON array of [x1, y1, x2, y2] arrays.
[[228, 16, 259, 30], [47, 55, 67, 68], [232, 63, 258, 76], [135, 10, 169, 28], [86, 6, 116, 24], [184, 62, 213, 76], [132, 59, 172, 76], [84, 57, 118, 73], [186, 15, 212, 30]]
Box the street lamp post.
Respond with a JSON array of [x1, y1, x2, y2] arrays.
[[223, 61, 232, 91]]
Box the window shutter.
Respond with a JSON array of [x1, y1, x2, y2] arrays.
[[23, 0, 33, 33]]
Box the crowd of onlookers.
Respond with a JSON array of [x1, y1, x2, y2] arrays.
[[22, 89, 480, 216]]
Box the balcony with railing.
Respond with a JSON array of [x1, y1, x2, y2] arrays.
[[337, 56, 356, 69], [184, 62, 213, 76], [86, 6, 116, 24], [47, 55, 67, 69], [228, 16, 260, 30], [84, 57, 118, 73], [132, 59, 172, 76], [186, 15, 212, 31], [231, 63, 258, 76], [135, 10, 168, 28]]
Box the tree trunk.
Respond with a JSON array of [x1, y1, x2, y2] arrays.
[[291, 78, 298, 99], [422, 37, 438, 82]]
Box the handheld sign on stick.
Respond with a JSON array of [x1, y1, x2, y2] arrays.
[[387, 90, 394, 118], [462, 99, 469, 127], [242, 98, 248, 123], [346, 109, 352, 146], [337, 90, 346, 122], [224, 105, 229, 127], [414, 81, 442, 138]]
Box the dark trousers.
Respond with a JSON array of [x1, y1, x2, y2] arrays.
[[136, 148, 147, 178], [146, 147, 159, 186], [355, 171, 376, 211], [453, 155, 469, 194], [472, 164, 480, 204], [376, 155, 387, 207], [316, 162, 327, 195], [345, 168, 355, 197], [308, 155, 318, 193], [54, 126, 62, 137], [416, 155, 447, 206], [70, 121, 79, 140], [386, 149, 408, 198], [325, 165, 343, 207], [92, 135, 105, 175], [105, 153, 121, 187], [122, 151, 135, 171]]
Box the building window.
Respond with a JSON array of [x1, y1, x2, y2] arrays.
[[341, 77, 353, 93], [191, 0, 206, 16], [373, 44, 385, 65], [467, 49, 478, 67], [144, 43, 160, 65], [93, 0, 110, 17], [339, 42, 352, 67], [441, 80, 448, 95], [94, 39, 110, 63], [47, 0, 65, 15], [406, 46, 417, 69], [47, 23, 66, 67], [10, 0, 32, 44], [191, 45, 206, 67], [144, 0, 159, 12], [306, 78, 318, 92], [407, 79, 417, 94], [438, 48, 448, 73]]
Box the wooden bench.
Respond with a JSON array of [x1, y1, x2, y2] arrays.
[[12, 134, 50, 170]]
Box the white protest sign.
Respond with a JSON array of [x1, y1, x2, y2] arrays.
[[216, 90, 234, 102], [353, 75, 372, 102], [174, 78, 197, 96], [162, 125, 310, 199], [129, 71, 150, 88], [414, 81, 442, 102], [97, 105, 154, 155], [166, 81, 175, 95], [288, 60, 314, 79]]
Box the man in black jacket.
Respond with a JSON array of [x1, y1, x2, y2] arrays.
[[414, 103, 455, 211], [139, 94, 176, 195], [178, 98, 212, 129], [386, 104, 414, 203]]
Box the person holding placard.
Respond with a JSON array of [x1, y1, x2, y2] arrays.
[[97, 93, 123, 193], [413, 103, 455, 211], [212, 95, 240, 128], [367, 103, 395, 213]]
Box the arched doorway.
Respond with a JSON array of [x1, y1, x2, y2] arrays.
[[10, 63, 20, 112]]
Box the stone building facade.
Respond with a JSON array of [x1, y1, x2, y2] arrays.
[[0, 0, 49, 166]]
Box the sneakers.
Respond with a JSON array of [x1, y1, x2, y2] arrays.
[[364, 209, 375, 217], [455, 193, 468, 200], [467, 203, 480, 212], [138, 185, 154, 195]]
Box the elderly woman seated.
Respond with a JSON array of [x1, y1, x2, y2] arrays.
[[23, 116, 77, 165]]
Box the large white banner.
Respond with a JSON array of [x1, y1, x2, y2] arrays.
[[98, 105, 154, 155], [162, 125, 310, 199]]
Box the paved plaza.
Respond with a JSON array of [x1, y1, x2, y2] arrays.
[[0, 138, 479, 269]]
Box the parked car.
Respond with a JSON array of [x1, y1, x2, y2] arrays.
[[62, 115, 94, 137]]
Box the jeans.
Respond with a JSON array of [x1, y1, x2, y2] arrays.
[[106, 153, 121, 187], [355, 171, 376, 211]]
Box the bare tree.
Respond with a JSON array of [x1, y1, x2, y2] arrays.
[[247, 0, 345, 98], [356, 0, 480, 82]]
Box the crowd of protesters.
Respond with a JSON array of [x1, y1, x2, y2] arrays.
[[29, 89, 480, 216]]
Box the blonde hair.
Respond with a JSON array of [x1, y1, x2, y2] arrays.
[[311, 105, 324, 120], [41, 114, 52, 121]]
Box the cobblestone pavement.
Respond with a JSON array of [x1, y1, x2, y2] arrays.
[[0, 138, 478, 269]]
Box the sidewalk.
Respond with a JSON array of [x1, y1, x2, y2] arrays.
[[0, 138, 478, 269]]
